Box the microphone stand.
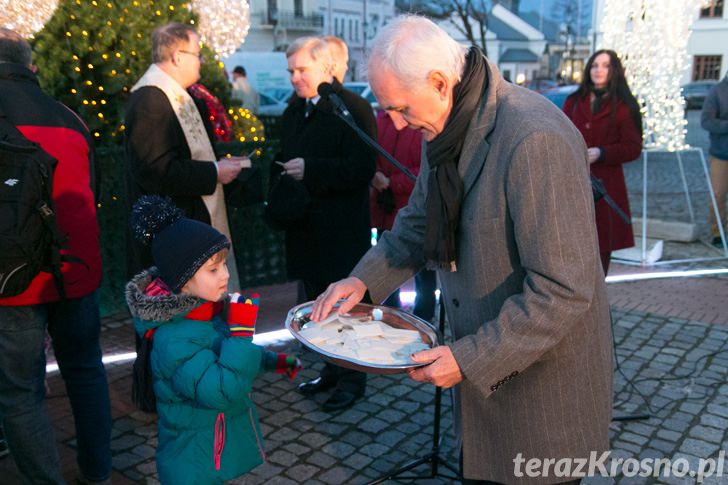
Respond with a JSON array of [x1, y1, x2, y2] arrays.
[[321, 90, 417, 182], [319, 87, 459, 480], [367, 300, 461, 484], [591, 176, 631, 225]]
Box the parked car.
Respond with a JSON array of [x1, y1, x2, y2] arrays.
[[258, 83, 379, 116], [266, 87, 294, 103], [343, 82, 379, 110], [681, 80, 717, 110], [256, 91, 288, 117], [521, 79, 559, 94], [542, 84, 579, 109]]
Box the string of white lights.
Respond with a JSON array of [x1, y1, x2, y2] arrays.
[[191, 0, 250, 57], [0, 0, 59, 38], [599, 0, 709, 151]]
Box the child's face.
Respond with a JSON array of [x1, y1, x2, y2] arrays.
[[181, 255, 229, 302]]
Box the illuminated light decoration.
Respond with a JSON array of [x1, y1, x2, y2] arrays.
[[0, 0, 59, 37], [600, 0, 710, 151], [192, 0, 250, 57], [227, 106, 265, 144]]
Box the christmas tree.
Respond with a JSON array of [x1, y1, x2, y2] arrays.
[[31, 0, 232, 146]]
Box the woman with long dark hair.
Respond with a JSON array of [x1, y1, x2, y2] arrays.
[[564, 49, 643, 274]]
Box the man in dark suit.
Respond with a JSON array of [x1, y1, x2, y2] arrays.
[[274, 36, 376, 411], [124, 22, 245, 282]]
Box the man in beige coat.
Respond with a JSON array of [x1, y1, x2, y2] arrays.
[[311, 16, 613, 484]]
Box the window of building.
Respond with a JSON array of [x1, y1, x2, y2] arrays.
[[349, 19, 353, 41], [267, 0, 277, 24], [294, 0, 302, 17], [701, 0, 723, 18], [693, 55, 722, 80]]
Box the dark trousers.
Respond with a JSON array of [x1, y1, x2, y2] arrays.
[[600, 251, 611, 276], [382, 268, 437, 321], [0, 291, 112, 483], [299, 279, 367, 394]]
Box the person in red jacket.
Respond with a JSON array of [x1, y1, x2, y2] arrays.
[[370, 110, 437, 320], [563, 49, 643, 274], [0, 29, 111, 484]]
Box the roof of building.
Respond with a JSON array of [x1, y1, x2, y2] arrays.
[[488, 14, 529, 41], [499, 48, 540, 62], [518, 10, 561, 42]]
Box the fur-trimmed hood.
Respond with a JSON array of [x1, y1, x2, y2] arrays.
[[126, 268, 201, 332]]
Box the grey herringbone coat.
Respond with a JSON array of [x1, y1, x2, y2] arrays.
[[352, 60, 613, 484]]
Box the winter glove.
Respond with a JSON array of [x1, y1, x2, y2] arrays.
[[262, 351, 302, 381], [227, 293, 259, 338]]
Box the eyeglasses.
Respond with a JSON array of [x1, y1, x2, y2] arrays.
[[178, 50, 204, 62]]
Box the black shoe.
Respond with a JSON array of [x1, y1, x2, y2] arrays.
[[298, 376, 336, 395], [712, 236, 724, 248], [0, 439, 8, 459], [322, 389, 361, 411]]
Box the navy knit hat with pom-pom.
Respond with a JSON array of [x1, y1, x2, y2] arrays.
[[131, 195, 230, 292]]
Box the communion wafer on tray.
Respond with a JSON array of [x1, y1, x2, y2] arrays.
[[285, 302, 440, 374]]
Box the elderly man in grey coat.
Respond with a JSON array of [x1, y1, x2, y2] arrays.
[[311, 15, 614, 485]]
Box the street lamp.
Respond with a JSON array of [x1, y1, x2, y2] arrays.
[[559, 22, 575, 83]]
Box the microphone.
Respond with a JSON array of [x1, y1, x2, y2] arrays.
[[317, 82, 353, 122], [315, 81, 416, 182]]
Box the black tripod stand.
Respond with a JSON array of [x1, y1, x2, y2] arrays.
[[367, 301, 461, 484]]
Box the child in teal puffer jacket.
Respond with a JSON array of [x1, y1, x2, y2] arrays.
[[125, 195, 301, 485]]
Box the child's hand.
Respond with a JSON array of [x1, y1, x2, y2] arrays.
[[227, 293, 259, 338], [275, 354, 302, 381]]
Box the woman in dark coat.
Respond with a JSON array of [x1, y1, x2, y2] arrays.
[[563, 49, 643, 274]]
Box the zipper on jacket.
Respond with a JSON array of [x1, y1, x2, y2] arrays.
[[214, 412, 225, 470]]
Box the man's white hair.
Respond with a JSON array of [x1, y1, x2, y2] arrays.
[[368, 15, 468, 89]]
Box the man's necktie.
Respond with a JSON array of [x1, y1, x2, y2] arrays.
[[304, 100, 314, 118]]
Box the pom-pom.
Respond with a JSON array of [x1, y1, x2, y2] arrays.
[[131, 195, 184, 245]]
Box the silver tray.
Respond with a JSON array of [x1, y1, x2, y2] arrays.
[[286, 301, 440, 375]]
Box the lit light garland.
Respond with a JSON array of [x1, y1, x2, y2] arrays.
[[227, 106, 265, 144], [599, 0, 709, 151], [0, 0, 59, 37], [192, 0, 250, 57]]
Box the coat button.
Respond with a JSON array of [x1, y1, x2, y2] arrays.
[[452, 298, 460, 307], [490, 384, 498, 392]]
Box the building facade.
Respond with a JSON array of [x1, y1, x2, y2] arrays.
[[592, 0, 728, 85], [235, 0, 394, 82], [686, 0, 728, 84]]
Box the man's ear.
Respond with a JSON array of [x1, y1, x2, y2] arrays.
[[428, 70, 450, 100]]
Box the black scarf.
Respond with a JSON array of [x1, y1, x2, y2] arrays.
[[423, 48, 487, 271], [591, 87, 608, 114]]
